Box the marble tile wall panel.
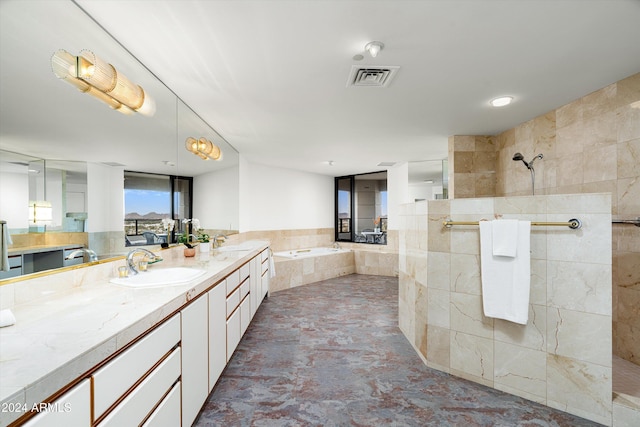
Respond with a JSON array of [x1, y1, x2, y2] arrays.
[[450, 292, 493, 339], [547, 354, 612, 426], [482, 73, 640, 369], [494, 341, 547, 401], [425, 324, 450, 372], [449, 331, 494, 386], [399, 192, 614, 425]]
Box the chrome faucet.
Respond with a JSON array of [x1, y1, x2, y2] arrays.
[[65, 248, 98, 262], [333, 242, 341, 249], [126, 248, 157, 275]]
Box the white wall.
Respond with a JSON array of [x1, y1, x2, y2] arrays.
[[47, 168, 63, 229], [87, 163, 124, 233], [0, 171, 28, 231], [242, 161, 334, 231], [387, 162, 409, 230], [193, 165, 240, 231]]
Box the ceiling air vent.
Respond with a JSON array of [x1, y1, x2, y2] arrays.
[[347, 65, 400, 88]]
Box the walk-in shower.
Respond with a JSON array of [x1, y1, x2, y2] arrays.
[[513, 152, 543, 195]]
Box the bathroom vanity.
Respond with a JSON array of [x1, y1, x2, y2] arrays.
[[0, 245, 86, 280], [0, 241, 271, 426]]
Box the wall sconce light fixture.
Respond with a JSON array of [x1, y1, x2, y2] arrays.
[[28, 200, 53, 224], [185, 137, 222, 161], [51, 49, 156, 116]]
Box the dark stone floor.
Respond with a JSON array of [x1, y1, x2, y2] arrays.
[[194, 274, 601, 426]]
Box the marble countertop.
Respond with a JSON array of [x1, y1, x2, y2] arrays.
[[0, 240, 268, 425]]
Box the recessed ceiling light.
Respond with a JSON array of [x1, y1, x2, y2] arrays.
[[490, 96, 513, 107]]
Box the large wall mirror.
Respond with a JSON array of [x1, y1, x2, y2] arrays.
[[408, 159, 448, 201], [0, 0, 239, 282]]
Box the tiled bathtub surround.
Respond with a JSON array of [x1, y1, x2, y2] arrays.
[[271, 251, 356, 292], [399, 194, 614, 425], [239, 229, 399, 286]]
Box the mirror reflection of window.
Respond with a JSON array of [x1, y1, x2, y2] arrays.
[[124, 172, 192, 246], [335, 171, 387, 245]]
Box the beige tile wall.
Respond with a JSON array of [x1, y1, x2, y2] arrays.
[[449, 72, 640, 367], [399, 194, 613, 425]]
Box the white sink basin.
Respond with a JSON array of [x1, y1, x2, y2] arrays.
[[110, 267, 207, 288], [216, 244, 254, 252]]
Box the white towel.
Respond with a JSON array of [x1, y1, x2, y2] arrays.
[[492, 219, 519, 257], [0, 309, 16, 327], [269, 252, 276, 278], [479, 220, 531, 325], [1, 222, 13, 272]]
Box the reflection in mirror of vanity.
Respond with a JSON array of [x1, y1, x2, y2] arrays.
[[0, 0, 239, 283]]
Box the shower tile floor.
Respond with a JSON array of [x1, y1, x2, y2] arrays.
[[194, 274, 601, 426]]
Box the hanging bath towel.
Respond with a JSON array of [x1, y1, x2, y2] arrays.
[[479, 220, 531, 324]]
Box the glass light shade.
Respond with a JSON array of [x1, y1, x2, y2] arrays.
[[28, 200, 53, 224], [51, 49, 154, 116], [185, 137, 222, 161]]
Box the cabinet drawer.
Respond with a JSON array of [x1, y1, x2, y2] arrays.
[[93, 314, 180, 420], [141, 381, 181, 427], [261, 258, 268, 275], [98, 348, 180, 427], [22, 379, 91, 427], [261, 249, 269, 262], [240, 295, 251, 335], [226, 308, 241, 362], [7, 255, 22, 268], [226, 287, 240, 317], [240, 278, 250, 299], [226, 270, 239, 296], [239, 262, 250, 282]]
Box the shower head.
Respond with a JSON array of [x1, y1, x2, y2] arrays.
[[512, 152, 543, 170], [512, 152, 529, 168]]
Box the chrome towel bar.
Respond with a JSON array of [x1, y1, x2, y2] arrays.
[[443, 218, 582, 229]]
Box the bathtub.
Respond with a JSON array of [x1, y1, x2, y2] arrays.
[[270, 247, 355, 292], [273, 247, 349, 259]]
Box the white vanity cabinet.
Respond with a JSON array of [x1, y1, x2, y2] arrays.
[[225, 263, 251, 362], [11, 244, 271, 427], [22, 379, 91, 427], [261, 249, 270, 300], [92, 314, 180, 423], [180, 294, 209, 427], [208, 280, 227, 391], [141, 382, 181, 427], [98, 348, 180, 427]]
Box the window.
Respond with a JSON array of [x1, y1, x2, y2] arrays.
[[335, 171, 387, 245], [124, 171, 192, 246]]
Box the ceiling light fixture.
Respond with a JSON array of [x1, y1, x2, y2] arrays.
[[51, 49, 156, 116], [365, 41, 384, 58], [185, 137, 222, 161], [490, 96, 513, 107]]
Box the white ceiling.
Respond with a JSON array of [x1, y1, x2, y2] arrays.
[[6, 0, 640, 179]]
